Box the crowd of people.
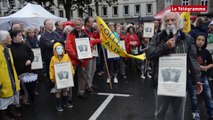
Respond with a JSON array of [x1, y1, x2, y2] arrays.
[[0, 11, 213, 120]]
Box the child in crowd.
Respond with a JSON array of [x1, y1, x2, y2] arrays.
[[49, 42, 75, 112], [188, 33, 213, 120]]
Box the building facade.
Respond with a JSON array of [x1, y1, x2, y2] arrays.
[[0, 0, 157, 23]]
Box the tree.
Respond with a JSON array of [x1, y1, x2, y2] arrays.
[[25, 0, 117, 20], [94, 0, 118, 16]]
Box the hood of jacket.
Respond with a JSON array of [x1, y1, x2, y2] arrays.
[[53, 42, 64, 57]]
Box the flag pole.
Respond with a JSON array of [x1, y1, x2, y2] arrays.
[[101, 44, 113, 89]]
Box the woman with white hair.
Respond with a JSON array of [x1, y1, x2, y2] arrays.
[[0, 31, 21, 120], [63, 25, 74, 40]]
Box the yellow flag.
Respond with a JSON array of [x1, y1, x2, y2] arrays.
[[96, 16, 146, 60], [180, 12, 191, 33]]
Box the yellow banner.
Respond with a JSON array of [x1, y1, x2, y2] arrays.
[[180, 12, 191, 33], [96, 16, 146, 60]]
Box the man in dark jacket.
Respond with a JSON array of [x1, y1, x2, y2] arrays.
[[146, 11, 203, 120], [39, 19, 63, 89], [189, 16, 208, 38]]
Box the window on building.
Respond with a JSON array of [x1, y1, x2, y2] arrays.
[[102, 6, 107, 16], [78, 9, 83, 18], [70, 10, 73, 18], [146, 4, 152, 14], [59, 10, 63, 17], [58, 0, 63, 6], [88, 8, 93, 16], [4, 12, 8, 16], [182, 0, 189, 6], [3, 0, 7, 7], [165, 0, 173, 8], [135, 5, 140, 15], [113, 6, 118, 16], [50, 11, 54, 15], [123, 5, 129, 15], [201, 0, 208, 6]]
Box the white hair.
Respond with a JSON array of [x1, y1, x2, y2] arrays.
[[74, 18, 84, 24], [108, 22, 114, 26], [12, 24, 21, 30], [63, 25, 73, 33], [0, 31, 10, 43], [160, 10, 183, 31]]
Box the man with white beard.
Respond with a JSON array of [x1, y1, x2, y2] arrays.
[[146, 11, 203, 120]]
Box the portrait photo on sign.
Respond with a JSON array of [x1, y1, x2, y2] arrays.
[[57, 71, 69, 80], [33, 56, 39, 62], [143, 22, 154, 38], [161, 68, 181, 83], [75, 37, 92, 59], [78, 44, 88, 52], [31, 48, 43, 70]]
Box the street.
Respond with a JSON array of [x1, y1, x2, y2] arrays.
[[19, 69, 209, 120]]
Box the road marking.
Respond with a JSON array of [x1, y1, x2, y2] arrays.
[[97, 92, 130, 97], [89, 93, 130, 120]]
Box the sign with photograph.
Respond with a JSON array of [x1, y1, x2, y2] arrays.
[[54, 62, 74, 89], [143, 22, 155, 38], [31, 48, 43, 70], [157, 54, 187, 97], [75, 37, 92, 59], [92, 45, 99, 57]]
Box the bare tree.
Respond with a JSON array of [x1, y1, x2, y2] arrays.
[[21, 0, 117, 20]]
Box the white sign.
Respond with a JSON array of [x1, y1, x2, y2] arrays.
[[143, 22, 155, 38], [120, 40, 126, 51], [92, 45, 99, 57], [107, 50, 119, 59], [75, 37, 92, 59], [31, 48, 43, 70], [157, 54, 187, 97], [54, 62, 74, 89]]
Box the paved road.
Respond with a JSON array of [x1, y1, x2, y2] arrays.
[[19, 70, 209, 120]]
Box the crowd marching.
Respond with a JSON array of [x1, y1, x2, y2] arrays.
[[0, 11, 213, 120]]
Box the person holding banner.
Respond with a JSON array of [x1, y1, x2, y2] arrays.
[[146, 11, 203, 120], [49, 42, 75, 112], [106, 22, 120, 84]]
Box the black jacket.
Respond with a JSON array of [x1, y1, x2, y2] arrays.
[[146, 30, 201, 88], [9, 42, 34, 76]]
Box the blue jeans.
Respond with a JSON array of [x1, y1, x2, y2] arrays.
[[187, 76, 213, 117]]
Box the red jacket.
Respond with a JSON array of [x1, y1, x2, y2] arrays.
[[65, 29, 101, 67], [65, 33, 88, 67], [119, 33, 126, 41], [83, 27, 101, 49], [125, 33, 140, 54]]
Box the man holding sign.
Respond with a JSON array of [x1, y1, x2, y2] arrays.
[[146, 11, 203, 120]]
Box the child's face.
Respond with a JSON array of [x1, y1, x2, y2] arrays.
[[196, 35, 205, 49], [56, 46, 64, 55]]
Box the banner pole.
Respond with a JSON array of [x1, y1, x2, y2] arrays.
[[101, 44, 113, 89]]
